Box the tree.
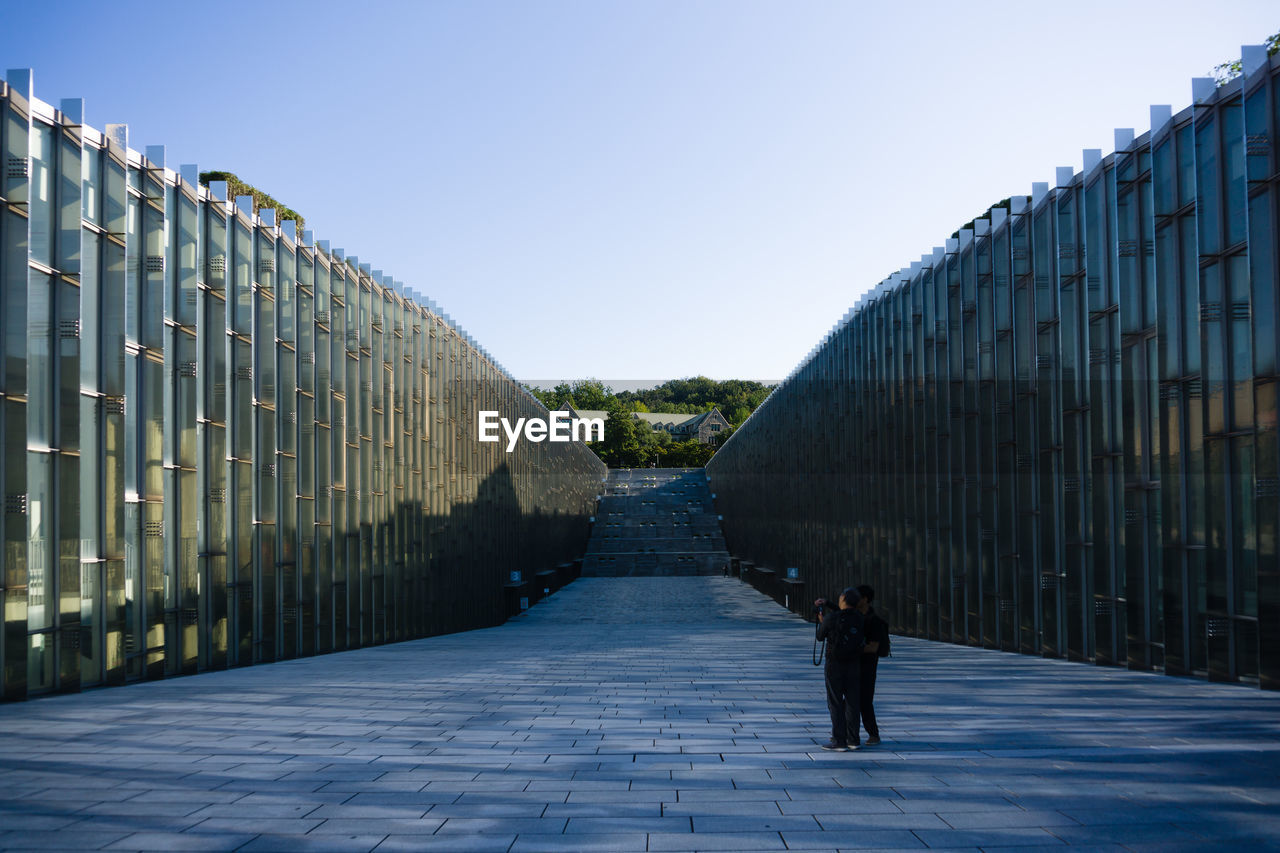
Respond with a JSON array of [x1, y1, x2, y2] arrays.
[[566, 378, 614, 411], [525, 379, 617, 413], [614, 377, 773, 424], [593, 408, 650, 468], [660, 439, 715, 468], [1212, 29, 1280, 86]]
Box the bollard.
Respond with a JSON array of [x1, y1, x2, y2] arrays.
[[534, 569, 558, 604], [504, 572, 529, 618], [754, 566, 777, 602], [780, 576, 806, 616]]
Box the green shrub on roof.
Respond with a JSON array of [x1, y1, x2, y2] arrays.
[[198, 170, 304, 232]]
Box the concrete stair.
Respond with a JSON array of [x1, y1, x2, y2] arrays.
[[582, 468, 731, 577]]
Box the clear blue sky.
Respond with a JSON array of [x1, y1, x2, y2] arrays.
[[2, 1, 1276, 387]]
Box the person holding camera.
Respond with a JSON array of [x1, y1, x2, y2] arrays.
[[814, 587, 866, 751], [855, 585, 888, 746]]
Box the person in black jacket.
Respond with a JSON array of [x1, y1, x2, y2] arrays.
[[814, 587, 865, 751], [855, 584, 888, 746]]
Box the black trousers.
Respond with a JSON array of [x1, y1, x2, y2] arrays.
[[859, 655, 879, 739], [824, 659, 862, 746]]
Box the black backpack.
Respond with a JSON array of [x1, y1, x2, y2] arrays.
[[831, 610, 866, 661]]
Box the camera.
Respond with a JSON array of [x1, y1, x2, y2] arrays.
[[813, 598, 828, 617]]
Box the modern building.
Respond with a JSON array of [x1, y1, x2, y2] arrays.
[[0, 70, 606, 701], [710, 47, 1280, 690], [635, 409, 730, 443]]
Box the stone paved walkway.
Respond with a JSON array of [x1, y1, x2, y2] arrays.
[[2, 577, 1279, 852]]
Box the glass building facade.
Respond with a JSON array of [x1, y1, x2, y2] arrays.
[[709, 50, 1280, 689], [0, 71, 605, 701]]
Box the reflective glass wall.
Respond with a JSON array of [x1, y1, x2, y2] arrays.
[[709, 51, 1280, 690], [0, 71, 605, 700]]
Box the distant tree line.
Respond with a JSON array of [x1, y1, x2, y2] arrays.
[[614, 377, 772, 427], [526, 377, 773, 469]]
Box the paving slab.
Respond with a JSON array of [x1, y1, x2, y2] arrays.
[[1, 576, 1279, 852]]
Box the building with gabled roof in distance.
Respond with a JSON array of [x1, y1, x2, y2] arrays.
[[566, 408, 610, 425], [565, 406, 731, 444], [634, 409, 730, 444]]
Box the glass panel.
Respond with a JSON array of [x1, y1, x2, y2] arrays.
[[204, 292, 227, 423], [78, 394, 101, 557], [256, 231, 274, 293], [1176, 124, 1195, 210], [142, 356, 164, 501], [1201, 262, 1225, 437], [141, 198, 164, 350], [80, 561, 100, 686], [80, 230, 99, 390], [176, 194, 198, 327], [82, 144, 100, 225], [206, 421, 228, 548], [27, 633, 53, 692], [256, 293, 275, 406], [233, 222, 252, 335], [1180, 215, 1200, 375], [1152, 137, 1174, 214], [57, 452, 79, 652], [27, 270, 53, 446], [206, 211, 227, 291], [1161, 232, 1184, 397], [1245, 86, 1270, 182], [1228, 254, 1253, 430], [2, 207, 27, 400], [1232, 437, 1257, 617], [278, 354, 296, 455], [27, 452, 53, 632], [1222, 103, 1246, 248], [280, 455, 297, 563], [104, 156, 126, 235], [58, 129, 81, 274], [208, 554, 228, 666], [1250, 192, 1276, 376], [1195, 114, 1220, 256], [258, 410, 276, 525], [57, 277, 79, 454], [1142, 180, 1157, 327], [176, 331, 198, 468], [232, 338, 252, 460], [28, 122, 53, 267], [299, 395, 315, 497], [278, 245, 296, 344]]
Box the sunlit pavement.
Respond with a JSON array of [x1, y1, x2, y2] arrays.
[[2, 576, 1278, 852]]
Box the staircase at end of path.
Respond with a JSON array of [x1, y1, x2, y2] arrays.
[[581, 468, 732, 577]]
